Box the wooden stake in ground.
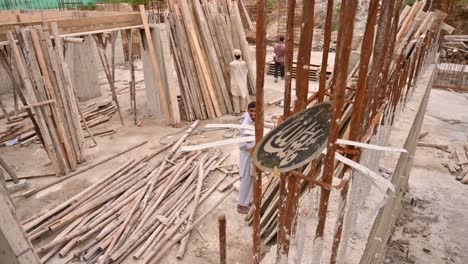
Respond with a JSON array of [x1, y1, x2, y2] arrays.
[[218, 215, 227, 264], [128, 29, 137, 125]]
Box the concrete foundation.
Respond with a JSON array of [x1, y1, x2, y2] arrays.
[[66, 36, 102, 102]]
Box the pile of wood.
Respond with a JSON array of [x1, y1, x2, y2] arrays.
[[6, 24, 86, 175], [167, 0, 255, 120], [266, 61, 332, 82], [0, 101, 117, 146], [23, 123, 234, 263]]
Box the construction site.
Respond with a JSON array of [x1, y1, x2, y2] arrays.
[[0, 0, 467, 263]]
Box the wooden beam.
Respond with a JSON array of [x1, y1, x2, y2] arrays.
[[0, 13, 142, 42]]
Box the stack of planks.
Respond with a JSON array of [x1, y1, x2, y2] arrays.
[[7, 23, 85, 175], [0, 101, 117, 146], [266, 61, 332, 82], [24, 126, 233, 263], [166, 0, 255, 121]]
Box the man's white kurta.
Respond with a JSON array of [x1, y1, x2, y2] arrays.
[[229, 60, 249, 98], [238, 112, 254, 207]]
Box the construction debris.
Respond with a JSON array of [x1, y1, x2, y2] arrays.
[[1, 101, 117, 146]]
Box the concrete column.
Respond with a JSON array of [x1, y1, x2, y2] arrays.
[[0, 183, 40, 264], [66, 36, 102, 101], [141, 25, 171, 120]]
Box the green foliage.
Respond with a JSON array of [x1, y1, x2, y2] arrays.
[[404, 0, 416, 6], [100, 0, 146, 4], [267, 0, 276, 10]]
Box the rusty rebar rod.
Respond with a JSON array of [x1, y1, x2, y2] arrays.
[[218, 215, 227, 264], [318, 0, 334, 103], [293, 0, 316, 112], [364, 0, 392, 128], [283, 0, 296, 118], [277, 0, 316, 261], [253, 0, 267, 262], [315, 0, 357, 240]]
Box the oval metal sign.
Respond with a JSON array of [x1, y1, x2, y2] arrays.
[[253, 102, 332, 173]]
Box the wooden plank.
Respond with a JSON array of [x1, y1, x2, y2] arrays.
[[51, 23, 85, 164], [9, 30, 62, 175], [30, 29, 78, 172], [157, 24, 181, 126], [192, 0, 233, 114], [177, 2, 222, 117], [180, 136, 255, 152], [0, 13, 143, 42], [139, 5, 171, 124]]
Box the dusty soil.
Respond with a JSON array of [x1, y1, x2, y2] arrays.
[[384, 89, 468, 264]]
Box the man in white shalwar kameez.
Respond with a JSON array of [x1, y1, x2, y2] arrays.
[[237, 102, 256, 214], [229, 49, 249, 115]]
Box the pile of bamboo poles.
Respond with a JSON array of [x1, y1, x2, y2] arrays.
[[6, 24, 85, 175], [0, 101, 117, 146], [167, 0, 255, 121], [24, 124, 234, 263]]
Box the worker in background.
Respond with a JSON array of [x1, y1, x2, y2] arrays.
[[229, 49, 249, 115], [273, 36, 285, 83], [238, 102, 256, 214]]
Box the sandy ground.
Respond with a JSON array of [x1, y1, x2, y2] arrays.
[[383, 89, 468, 264]]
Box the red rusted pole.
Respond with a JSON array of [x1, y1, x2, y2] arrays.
[[218, 215, 226, 264], [315, 0, 357, 240], [329, 1, 379, 261], [318, 0, 334, 103], [253, 0, 266, 263], [276, 1, 316, 262], [283, 0, 296, 118], [376, 0, 402, 112], [363, 0, 392, 129], [293, 0, 316, 112]]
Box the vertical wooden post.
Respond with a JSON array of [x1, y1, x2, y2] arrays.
[[218, 215, 227, 264]]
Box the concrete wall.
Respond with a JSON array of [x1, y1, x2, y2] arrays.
[[359, 65, 436, 264], [66, 36, 102, 101]]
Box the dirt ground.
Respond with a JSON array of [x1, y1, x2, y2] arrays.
[[0, 44, 300, 263], [383, 89, 468, 264]]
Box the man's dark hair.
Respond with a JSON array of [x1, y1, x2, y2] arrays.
[[248, 101, 256, 109], [279, 36, 285, 42], [235, 55, 241, 60]]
